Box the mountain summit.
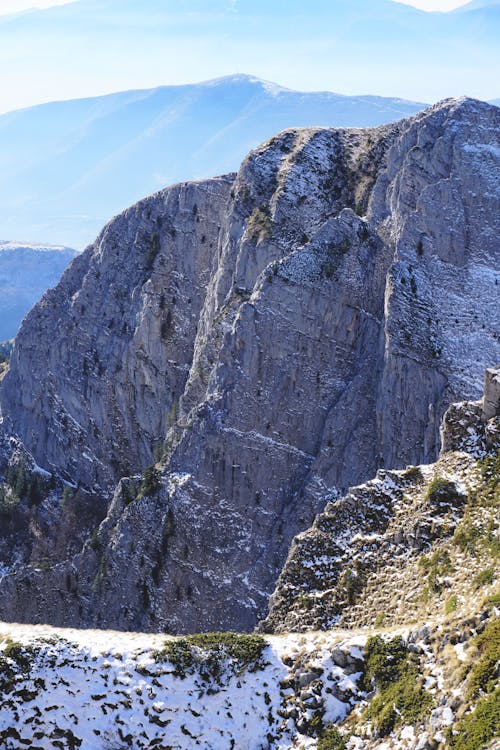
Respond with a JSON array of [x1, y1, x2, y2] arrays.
[[0, 97, 498, 634], [0, 76, 425, 248]]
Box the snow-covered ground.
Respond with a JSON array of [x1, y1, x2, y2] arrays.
[[0, 622, 368, 749]]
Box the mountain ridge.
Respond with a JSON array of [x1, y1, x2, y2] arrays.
[[0, 75, 427, 248], [0, 241, 78, 340], [0, 96, 498, 635]]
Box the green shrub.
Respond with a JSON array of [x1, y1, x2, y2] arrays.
[[475, 450, 500, 505], [61, 485, 75, 508], [447, 688, 500, 750], [454, 517, 499, 559], [339, 563, 364, 605], [154, 632, 267, 680], [474, 568, 495, 589], [467, 619, 500, 700], [374, 613, 387, 628], [482, 591, 500, 608], [402, 465, 423, 482], [361, 635, 408, 692], [453, 518, 483, 556], [425, 477, 459, 505], [139, 465, 160, 497], [246, 207, 272, 242], [122, 478, 139, 505], [317, 726, 346, 750], [419, 550, 453, 594], [145, 232, 160, 271], [362, 636, 432, 737], [445, 594, 458, 615], [0, 487, 21, 522], [4, 457, 50, 507]]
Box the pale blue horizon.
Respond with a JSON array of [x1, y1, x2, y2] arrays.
[[0, 0, 498, 114]]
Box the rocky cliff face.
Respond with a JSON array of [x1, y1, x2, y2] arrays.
[[0, 378, 498, 749], [0, 98, 498, 633], [261, 367, 499, 634]]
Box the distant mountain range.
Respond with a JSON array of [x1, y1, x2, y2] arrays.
[[0, 0, 498, 114], [0, 242, 77, 339], [0, 76, 427, 248]]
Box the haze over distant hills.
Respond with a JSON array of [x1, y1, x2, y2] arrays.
[[0, 242, 77, 339], [0, 75, 427, 248], [1, 0, 498, 112]]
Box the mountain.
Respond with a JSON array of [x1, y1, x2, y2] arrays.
[[0, 374, 498, 749], [0, 97, 498, 637], [262, 368, 500, 634], [0, 76, 427, 249], [0, 242, 78, 340], [0, 0, 498, 112]]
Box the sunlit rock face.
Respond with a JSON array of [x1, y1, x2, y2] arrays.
[[0, 98, 498, 633]]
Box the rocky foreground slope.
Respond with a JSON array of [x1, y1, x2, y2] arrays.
[[0, 97, 499, 633], [0, 377, 498, 749], [262, 370, 499, 635]]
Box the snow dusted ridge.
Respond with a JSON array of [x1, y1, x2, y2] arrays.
[[1, 605, 498, 750], [0, 98, 498, 636], [0, 624, 365, 750], [0, 241, 75, 253]]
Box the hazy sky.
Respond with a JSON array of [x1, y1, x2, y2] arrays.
[[0, 0, 475, 16], [0, 0, 497, 113], [395, 0, 471, 8], [0, 0, 77, 13]]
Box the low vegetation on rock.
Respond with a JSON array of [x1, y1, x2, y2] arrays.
[[154, 631, 268, 680]]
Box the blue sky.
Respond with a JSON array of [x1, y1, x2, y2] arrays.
[[0, 0, 498, 113]]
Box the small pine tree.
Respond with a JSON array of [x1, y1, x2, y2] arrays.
[[140, 465, 160, 497]]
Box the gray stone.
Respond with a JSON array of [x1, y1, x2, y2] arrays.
[[483, 366, 500, 421], [0, 98, 499, 632]]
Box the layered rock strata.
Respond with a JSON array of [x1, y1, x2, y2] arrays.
[[0, 98, 498, 632]]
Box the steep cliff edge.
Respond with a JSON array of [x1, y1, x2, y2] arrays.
[[262, 367, 499, 634], [0, 375, 498, 749], [0, 98, 498, 632]]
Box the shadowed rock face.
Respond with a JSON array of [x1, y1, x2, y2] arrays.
[[0, 98, 498, 632]]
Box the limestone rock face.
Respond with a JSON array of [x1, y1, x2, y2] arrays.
[[1, 177, 232, 489], [0, 98, 499, 632], [261, 385, 499, 634]]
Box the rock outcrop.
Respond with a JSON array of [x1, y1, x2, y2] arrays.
[[261, 368, 499, 634], [0, 98, 499, 632]]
